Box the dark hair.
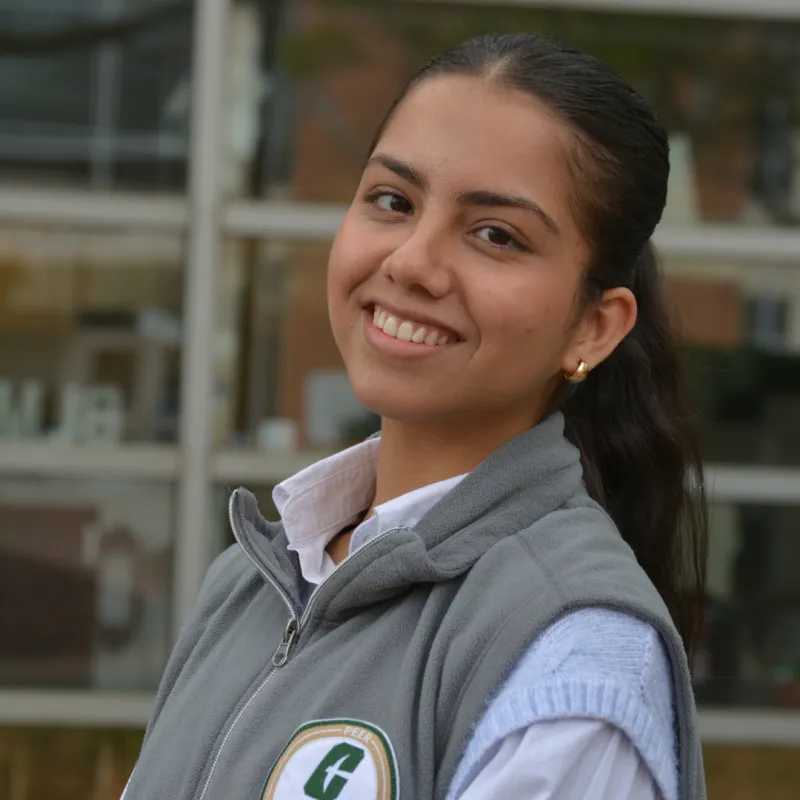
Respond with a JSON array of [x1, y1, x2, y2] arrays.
[[371, 33, 708, 654]]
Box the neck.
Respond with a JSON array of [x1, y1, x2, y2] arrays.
[[370, 413, 538, 510]]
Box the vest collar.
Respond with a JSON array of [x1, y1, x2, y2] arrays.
[[230, 412, 584, 619]]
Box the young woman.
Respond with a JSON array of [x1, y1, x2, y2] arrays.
[[124, 33, 708, 800]]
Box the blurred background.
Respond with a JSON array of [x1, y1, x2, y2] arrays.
[[0, 0, 799, 797]]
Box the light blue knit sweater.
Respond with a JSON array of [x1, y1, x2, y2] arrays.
[[448, 608, 677, 800]]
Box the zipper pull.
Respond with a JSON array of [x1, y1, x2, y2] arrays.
[[272, 617, 298, 667]]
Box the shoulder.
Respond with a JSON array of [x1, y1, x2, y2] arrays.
[[144, 543, 255, 741], [454, 609, 677, 800], [163, 544, 254, 679], [199, 542, 252, 599], [464, 495, 671, 629], [477, 493, 640, 584], [510, 608, 675, 729]]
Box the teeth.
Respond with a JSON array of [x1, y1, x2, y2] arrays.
[[382, 315, 399, 337], [371, 305, 453, 347], [396, 321, 414, 342], [373, 307, 388, 328]]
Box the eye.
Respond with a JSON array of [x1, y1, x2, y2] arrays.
[[474, 226, 527, 252], [365, 190, 413, 215]]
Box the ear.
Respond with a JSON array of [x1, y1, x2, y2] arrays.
[[563, 287, 638, 374]]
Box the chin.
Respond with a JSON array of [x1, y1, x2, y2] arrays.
[[349, 374, 452, 425]]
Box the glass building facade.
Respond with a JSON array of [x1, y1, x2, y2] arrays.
[[0, 1, 798, 796]]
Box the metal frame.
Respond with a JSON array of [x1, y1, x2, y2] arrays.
[[0, 690, 154, 728], [0, 442, 179, 479], [3, 689, 799, 747], [706, 466, 800, 505], [224, 200, 346, 240], [0, 0, 799, 747], [172, 0, 228, 634], [213, 449, 327, 486], [213, 452, 800, 506], [0, 186, 187, 230], [699, 710, 800, 746], [5, 189, 800, 264], [1, 444, 796, 507], [401, 0, 800, 20], [3, 183, 800, 264]]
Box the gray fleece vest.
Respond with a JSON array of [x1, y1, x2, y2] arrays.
[[125, 413, 705, 800]]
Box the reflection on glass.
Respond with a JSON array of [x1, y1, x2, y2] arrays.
[[226, 0, 800, 227], [0, 478, 174, 691], [0, 727, 141, 798], [0, 224, 183, 444], [0, 0, 192, 191], [215, 239, 378, 453], [696, 503, 800, 710], [663, 256, 800, 465]]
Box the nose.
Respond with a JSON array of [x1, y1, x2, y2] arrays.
[[380, 221, 452, 299]]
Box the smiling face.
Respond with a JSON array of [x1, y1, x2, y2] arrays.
[[328, 75, 635, 438]]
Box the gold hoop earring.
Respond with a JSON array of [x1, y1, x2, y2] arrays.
[[565, 359, 590, 384]]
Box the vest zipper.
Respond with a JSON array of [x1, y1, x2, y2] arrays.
[[194, 493, 408, 800], [230, 487, 410, 653], [229, 490, 298, 623], [194, 494, 303, 800], [272, 617, 298, 667], [297, 524, 408, 630]]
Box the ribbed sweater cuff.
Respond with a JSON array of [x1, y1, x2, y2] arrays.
[[451, 678, 676, 800]]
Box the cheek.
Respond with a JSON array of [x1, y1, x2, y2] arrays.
[[327, 225, 361, 317], [479, 279, 575, 350], [328, 214, 376, 288], [327, 216, 380, 345], [327, 236, 353, 340], [327, 229, 354, 298]]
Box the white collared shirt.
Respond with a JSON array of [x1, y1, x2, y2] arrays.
[[272, 441, 662, 800], [274, 437, 466, 585]]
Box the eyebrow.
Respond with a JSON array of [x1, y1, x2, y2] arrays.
[[367, 153, 560, 237], [368, 154, 428, 192], [457, 189, 560, 237]]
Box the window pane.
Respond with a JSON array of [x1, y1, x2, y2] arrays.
[[0, 477, 174, 691], [234, 1, 800, 227], [0, 0, 192, 191], [214, 238, 376, 453], [0, 224, 183, 444], [664, 255, 800, 466], [697, 503, 800, 710], [0, 727, 140, 799]]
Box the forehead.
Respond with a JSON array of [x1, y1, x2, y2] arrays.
[[375, 75, 576, 216]]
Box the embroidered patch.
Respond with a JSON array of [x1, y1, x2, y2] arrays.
[[261, 719, 399, 800]]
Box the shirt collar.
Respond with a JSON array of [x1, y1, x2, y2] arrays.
[[273, 439, 465, 585]]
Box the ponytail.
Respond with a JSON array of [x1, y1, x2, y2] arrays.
[[562, 242, 708, 655]]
